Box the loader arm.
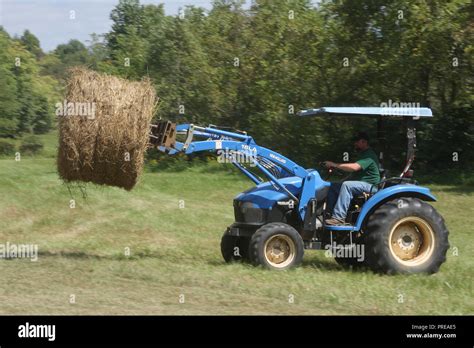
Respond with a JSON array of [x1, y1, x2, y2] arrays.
[[152, 122, 310, 204]]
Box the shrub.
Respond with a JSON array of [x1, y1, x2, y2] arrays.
[[19, 135, 44, 155], [0, 140, 15, 156]]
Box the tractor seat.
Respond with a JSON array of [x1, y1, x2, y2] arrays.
[[356, 192, 371, 200], [347, 190, 375, 223], [350, 191, 374, 210], [380, 168, 389, 181]]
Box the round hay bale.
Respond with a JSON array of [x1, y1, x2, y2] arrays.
[[57, 67, 157, 190]]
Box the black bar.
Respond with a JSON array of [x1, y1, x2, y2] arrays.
[[406, 117, 417, 163], [0, 315, 471, 346], [377, 115, 386, 166]]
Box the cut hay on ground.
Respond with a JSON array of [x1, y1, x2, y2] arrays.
[[57, 67, 157, 190]]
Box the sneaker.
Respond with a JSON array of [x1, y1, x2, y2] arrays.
[[325, 217, 348, 226]]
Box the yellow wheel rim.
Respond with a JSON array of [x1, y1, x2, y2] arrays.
[[264, 234, 296, 268], [389, 216, 435, 266]]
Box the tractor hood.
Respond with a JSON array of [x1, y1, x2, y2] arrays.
[[234, 176, 303, 209]]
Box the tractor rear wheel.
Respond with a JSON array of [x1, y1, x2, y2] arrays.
[[249, 223, 304, 270], [220, 233, 250, 263], [365, 198, 449, 274]]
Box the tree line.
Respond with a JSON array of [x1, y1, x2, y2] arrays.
[[0, 0, 472, 172]]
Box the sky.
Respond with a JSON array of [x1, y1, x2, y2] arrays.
[[0, 0, 217, 51]]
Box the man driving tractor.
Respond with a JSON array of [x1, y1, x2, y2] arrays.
[[324, 131, 380, 225]]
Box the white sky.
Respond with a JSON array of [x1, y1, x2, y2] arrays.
[[0, 0, 215, 51]]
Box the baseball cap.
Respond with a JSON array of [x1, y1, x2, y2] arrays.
[[352, 131, 370, 142]]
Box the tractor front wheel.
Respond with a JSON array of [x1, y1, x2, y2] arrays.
[[365, 198, 449, 274], [249, 223, 304, 270]]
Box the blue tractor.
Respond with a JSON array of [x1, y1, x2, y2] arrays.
[[153, 107, 449, 274]]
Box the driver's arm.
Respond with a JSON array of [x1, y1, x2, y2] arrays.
[[336, 162, 361, 172], [324, 161, 361, 172]]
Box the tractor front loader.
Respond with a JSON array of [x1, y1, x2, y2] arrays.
[[151, 107, 449, 274]]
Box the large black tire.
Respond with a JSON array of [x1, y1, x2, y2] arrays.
[[220, 233, 250, 263], [249, 223, 304, 270], [365, 197, 449, 274]]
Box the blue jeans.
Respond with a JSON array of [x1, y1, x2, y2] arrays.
[[326, 181, 376, 220]]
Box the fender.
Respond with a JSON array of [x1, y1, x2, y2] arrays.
[[354, 184, 437, 230]]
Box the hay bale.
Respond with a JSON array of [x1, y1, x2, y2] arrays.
[[57, 67, 157, 190]]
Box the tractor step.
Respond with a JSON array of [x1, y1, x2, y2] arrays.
[[324, 225, 356, 231], [304, 241, 322, 250]]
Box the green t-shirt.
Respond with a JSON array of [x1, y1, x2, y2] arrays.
[[350, 148, 380, 185]]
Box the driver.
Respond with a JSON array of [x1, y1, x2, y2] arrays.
[[323, 131, 380, 225]]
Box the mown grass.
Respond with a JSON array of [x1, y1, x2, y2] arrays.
[[0, 132, 472, 315]]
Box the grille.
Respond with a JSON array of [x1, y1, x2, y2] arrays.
[[234, 201, 266, 223]]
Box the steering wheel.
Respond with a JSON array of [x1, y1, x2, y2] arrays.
[[319, 161, 345, 181]]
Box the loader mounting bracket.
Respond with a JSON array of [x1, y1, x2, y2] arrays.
[[150, 121, 177, 148]]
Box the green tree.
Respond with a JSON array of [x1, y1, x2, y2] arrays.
[[108, 0, 144, 54], [20, 29, 43, 59], [0, 66, 20, 137], [0, 30, 20, 137], [54, 39, 90, 69], [53, 0, 474, 171], [32, 95, 52, 134], [0, 28, 55, 137]]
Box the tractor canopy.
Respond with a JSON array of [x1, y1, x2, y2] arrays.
[[297, 106, 432, 118], [297, 106, 434, 179]]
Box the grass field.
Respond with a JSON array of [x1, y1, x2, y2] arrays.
[[0, 133, 473, 315]]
